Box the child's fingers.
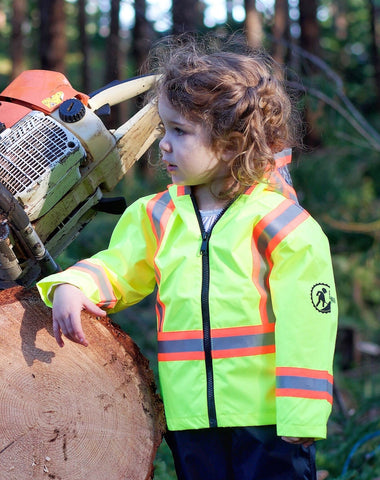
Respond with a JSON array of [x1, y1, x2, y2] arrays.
[[82, 298, 107, 318], [53, 312, 88, 347], [65, 314, 88, 346], [281, 436, 314, 447], [52, 317, 65, 348]]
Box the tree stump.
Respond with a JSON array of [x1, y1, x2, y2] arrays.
[[0, 286, 165, 480]]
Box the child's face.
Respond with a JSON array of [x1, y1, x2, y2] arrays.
[[158, 95, 228, 189]]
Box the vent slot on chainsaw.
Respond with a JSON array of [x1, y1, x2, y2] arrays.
[[0, 111, 86, 221]]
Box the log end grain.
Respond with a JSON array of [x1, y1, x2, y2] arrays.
[[0, 286, 166, 480]]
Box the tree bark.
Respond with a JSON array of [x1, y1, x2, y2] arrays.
[[331, 0, 348, 40], [104, 0, 121, 129], [78, 0, 90, 92], [11, 0, 26, 79], [368, 0, 380, 109], [244, 0, 263, 49], [0, 286, 165, 480], [105, 0, 121, 85], [272, 0, 289, 65], [298, 0, 322, 147], [299, 0, 320, 62], [132, 0, 156, 181], [38, 0, 67, 73], [132, 0, 155, 74], [172, 0, 201, 34]]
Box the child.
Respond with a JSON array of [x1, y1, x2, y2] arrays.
[[37, 34, 338, 480]]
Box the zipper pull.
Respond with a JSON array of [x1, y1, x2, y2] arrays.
[[200, 231, 210, 256]]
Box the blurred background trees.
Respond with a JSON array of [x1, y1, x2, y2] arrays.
[[0, 1, 380, 477]]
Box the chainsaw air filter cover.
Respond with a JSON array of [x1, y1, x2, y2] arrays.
[[0, 111, 86, 221]]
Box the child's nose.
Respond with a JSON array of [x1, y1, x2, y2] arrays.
[[159, 135, 171, 152]]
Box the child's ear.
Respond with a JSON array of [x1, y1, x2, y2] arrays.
[[220, 133, 244, 163]]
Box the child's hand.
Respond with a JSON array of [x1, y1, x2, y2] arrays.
[[281, 436, 314, 447], [52, 283, 106, 348]]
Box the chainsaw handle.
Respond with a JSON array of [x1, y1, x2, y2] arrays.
[[87, 75, 157, 111]]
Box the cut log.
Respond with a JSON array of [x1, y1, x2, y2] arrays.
[[0, 286, 166, 480]]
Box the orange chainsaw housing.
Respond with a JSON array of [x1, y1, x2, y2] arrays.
[[0, 70, 89, 128]]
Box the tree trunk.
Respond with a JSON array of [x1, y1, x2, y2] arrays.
[[298, 0, 322, 147], [226, 0, 233, 25], [368, 0, 380, 109], [299, 0, 320, 61], [105, 0, 121, 85], [172, 0, 201, 34], [132, 0, 154, 73], [104, 0, 121, 129], [272, 0, 289, 65], [0, 286, 165, 480], [78, 0, 90, 92], [38, 0, 67, 73], [331, 0, 348, 41], [244, 0, 263, 49], [132, 0, 156, 181], [11, 0, 26, 79]]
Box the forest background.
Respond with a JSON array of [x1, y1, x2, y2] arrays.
[[1, 0, 380, 478]]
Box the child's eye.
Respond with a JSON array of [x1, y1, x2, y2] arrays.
[[174, 127, 185, 135], [156, 122, 166, 138]]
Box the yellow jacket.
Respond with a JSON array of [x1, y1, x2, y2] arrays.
[[38, 173, 338, 437]]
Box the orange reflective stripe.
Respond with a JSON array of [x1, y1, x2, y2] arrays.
[[276, 367, 333, 404], [266, 207, 309, 256], [268, 170, 298, 203], [176, 185, 191, 196], [146, 190, 175, 244], [276, 388, 333, 403], [251, 234, 275, 324], [158, 351, 205, 361], [244, 184, 258, 195], [155, 292, 166, 332], [157, 325, 275, 362], [251, 200, 309, 324], [245, 149, 293, 197], [67, 260, 117, 309], [212, 345, 275, 359], [146, 190, 177, 332], [158, 330, 204, 361], [254, 199, 310, 261], [211, 324, 274, 337], [274, 148, 292, 167], [158, 330, 204, 341], [277, 367, 333, 381]]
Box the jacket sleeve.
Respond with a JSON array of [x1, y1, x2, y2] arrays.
[[269, 212, 338, 439], [37, 196, 157, 313]]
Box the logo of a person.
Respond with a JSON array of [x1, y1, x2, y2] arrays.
[[311, 283, 331, 313]]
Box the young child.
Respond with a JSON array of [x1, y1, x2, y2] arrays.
[[37, 35, 338, 480]]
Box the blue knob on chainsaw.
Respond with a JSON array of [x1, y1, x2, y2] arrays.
[[59, 98, 86, 123]]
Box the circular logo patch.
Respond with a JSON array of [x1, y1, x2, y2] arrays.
[[311, 283, 332, 313]]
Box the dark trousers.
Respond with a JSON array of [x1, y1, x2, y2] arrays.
[[165, 426, 316, 480]]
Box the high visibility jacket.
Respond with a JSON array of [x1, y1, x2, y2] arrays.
[[37, 161, 338, 439]]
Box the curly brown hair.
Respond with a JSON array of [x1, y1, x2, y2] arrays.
[[146, 34, 301, 198]]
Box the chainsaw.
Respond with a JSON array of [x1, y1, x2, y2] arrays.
[[0, 69, 160, 288]]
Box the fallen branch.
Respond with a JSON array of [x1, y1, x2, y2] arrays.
[[270, 36, 380, 149], [287, 80, 380, 151], [322, 214, 380, 234]]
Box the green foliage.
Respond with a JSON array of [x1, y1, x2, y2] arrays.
[[318, 0, 377, 109], [317, 381, 380, 479]]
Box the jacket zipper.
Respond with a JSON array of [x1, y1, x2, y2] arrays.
[[191, 194, 233, 428]]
